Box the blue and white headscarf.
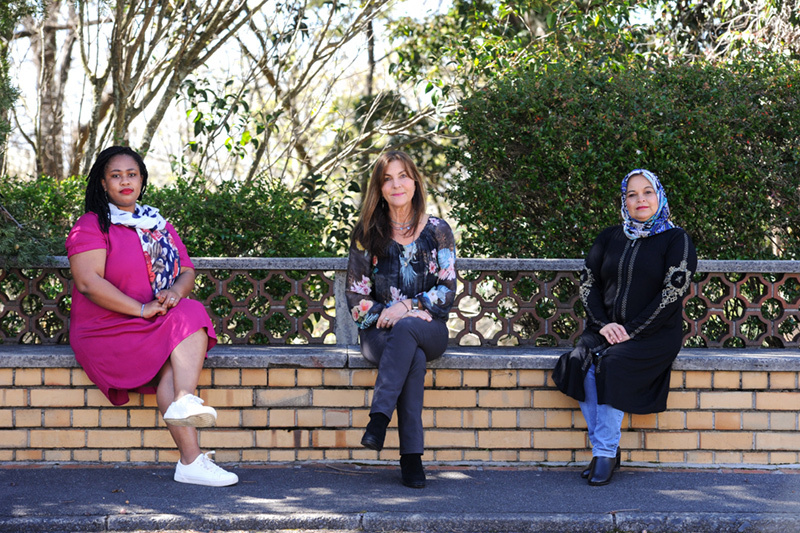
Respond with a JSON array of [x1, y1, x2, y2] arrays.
[[109, 203, 181, 297], [620, 169, 677, 240]]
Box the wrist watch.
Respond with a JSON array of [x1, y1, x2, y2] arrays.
[[412, 297, 422, 310]]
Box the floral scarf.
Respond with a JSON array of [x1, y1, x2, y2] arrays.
[[109, 203, 180, 297], [620, 168, 677, 240]]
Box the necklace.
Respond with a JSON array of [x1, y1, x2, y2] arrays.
[[390, 219, 413, 231]]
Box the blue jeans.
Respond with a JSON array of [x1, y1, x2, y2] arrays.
[[579, 363, 624, 458]]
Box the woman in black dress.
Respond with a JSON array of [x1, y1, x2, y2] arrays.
[[346, 151, 456, 488], [553, 169, 697, 486]]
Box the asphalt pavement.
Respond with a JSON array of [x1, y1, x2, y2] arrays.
[[2, 462, 800, 533]]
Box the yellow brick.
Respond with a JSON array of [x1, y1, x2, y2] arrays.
[[462, 409, 489, 428], [769, 412, 797, 431], [242, 409, 269, 428], [699, 431, 753, 450], [43, 409, 72, 427], [296, 449, 325, 461], [685, 371, 712, 389], [43, 368, 72, 386], [742, 372, 768, 390], [72, 409, 100, 427], [519, 450, 547, 462], [297, 369, 323, 387], [323, 369, 351, 387], [629, 450, 658, 462], [16, 449, 43, 460], [1, 389, 27, 407], [242, 449, 272, 462], [74, 449, 101, 462], [434, 449, 464, 462], [256, 389, 311, 408], [130, 450, 157, 463], [313, 389, 365, 407], [426, 430, 476, 448], [619, 432, 640, 451], [0, 429, 28, 447], [742, 412, 769, 430], [15, 409, 42, 427], [351, 369, 376, 387], [212, 450, 240, 463], [422, 410, 434, 428], [199, 430, 254, 449], [424, 390, 476, 408], [631, 414, 657, 429], [129, 409, 157, 427], [520, 410, 546, 428], [463, 370, 489, 387], [100, 450, 128, 462], [518, 370, 546, 388], [158, 449, 180, 463], [544, 410, 573, 429], [491, 410, 518, 428], [268, 449, 297, 461], [87, 430, 141, 448], [669, 370, 683, 388], [699, 391, 753, 410], [15, 369, 42, 386], [491, 450, 519, 462], [270, 409, 299, 427], [769, 372, 797, 389], [769, 452, 799, 464], [71, 370, 94, 386], [532, 390, 577, 409], [44, 450, 72, 462], [434, 410, 462, 428], [742, 452, 769, 464], [533, 430, 586, 449], [714, 451, 742, 464], [713, 412, 742, 430], [241, 369, 267, 387], [311, 429, 351, 448], [324, 449, 352, 460], [756, 392, 800, 411], [197, 368, 212, 386], [295, 409, 323, 427], [352, 409, 371, 427], [490, 370, 517, 388], [424, 370, 433, 387], [213, 369, 241, 386], [478, 390, 530, 408], [434, 369, 462, 388], [30, 429, 85, 448], [686, 412, 714, 430], [215, 409, 241, 427], [658, 412, 685, 430], [545, 450, 574, 462], [666, 391, 697, 409], [644, 431, 698, 450], [0, 409, 11, 427], [256, 429, 310, 448], [201, 388, 253, 407], [0, 369, 13, 385], [86, 389, 110, 407], [142, 429, 177, 448], [100, 410, 128, 427], [685, 450, 714, 464], [713, 371, 740, 389], [324, 409, 350, 427], [464, 450, 491, 461]]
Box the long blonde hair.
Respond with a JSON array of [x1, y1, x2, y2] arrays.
[[353, 151, 428, 257]]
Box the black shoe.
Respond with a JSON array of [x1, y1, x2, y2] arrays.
[[582, 448, 620, 479], [588, 456, 617, 486], [400, 454, 426, 488], [361, 413, 390, 451]]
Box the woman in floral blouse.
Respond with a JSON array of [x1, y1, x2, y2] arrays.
[[346, 151, 456, 488]]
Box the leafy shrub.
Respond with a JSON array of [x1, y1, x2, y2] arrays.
[[448, 58, 800, 259]]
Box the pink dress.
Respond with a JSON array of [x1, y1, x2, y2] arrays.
[[66, 212, 217, 406]]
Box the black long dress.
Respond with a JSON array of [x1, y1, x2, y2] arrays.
[[553, 225, 697, 414]]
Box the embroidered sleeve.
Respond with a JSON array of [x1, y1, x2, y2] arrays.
[[626, 231, 698, 340], [417, 217, 457, 319], [581, 232, 612, 329], [345, 237, 383, 329]]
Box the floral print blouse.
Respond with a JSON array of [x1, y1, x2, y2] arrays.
[[346, 216, 457, 329]]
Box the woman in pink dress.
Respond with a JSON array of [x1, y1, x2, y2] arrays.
[[66, 146, 237, 487]]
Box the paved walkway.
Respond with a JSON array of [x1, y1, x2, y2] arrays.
[[2, 463, 800, 532]]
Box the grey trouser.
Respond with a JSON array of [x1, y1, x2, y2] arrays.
[[359, 316, 448, 455]]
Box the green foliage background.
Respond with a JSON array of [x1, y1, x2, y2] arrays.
[[447, 58, 800, 259]]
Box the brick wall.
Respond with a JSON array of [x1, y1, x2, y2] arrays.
[[2, 347, 799, 467]]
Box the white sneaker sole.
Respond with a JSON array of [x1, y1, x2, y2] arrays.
[[174, 472, 238, 487], [164, 412, 216, 427]]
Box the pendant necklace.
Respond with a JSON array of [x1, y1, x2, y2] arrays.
[[391, 219, 413, 231]]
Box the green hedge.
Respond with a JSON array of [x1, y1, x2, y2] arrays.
[[0, 175, 328, 265], [447, 59, 800, 259]]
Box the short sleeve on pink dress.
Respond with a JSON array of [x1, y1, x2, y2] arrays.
[[66, 212, 217, 406]]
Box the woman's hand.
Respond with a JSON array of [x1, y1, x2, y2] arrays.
[[142, 299, 167, 318], [156, 288, 182, 310], [599, 322, 630, 345]]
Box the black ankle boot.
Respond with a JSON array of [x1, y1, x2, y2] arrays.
[[361, 413, 390, 451], [400, 454, 426, 488], [588, 455, 617, 486], [582, 447, 620, 479]]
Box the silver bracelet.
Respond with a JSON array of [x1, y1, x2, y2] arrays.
[[140, 303, 145, 318]]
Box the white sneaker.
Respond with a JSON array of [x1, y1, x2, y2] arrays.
[[174, 451, 238, 487], [163, 394, 217, 427]]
